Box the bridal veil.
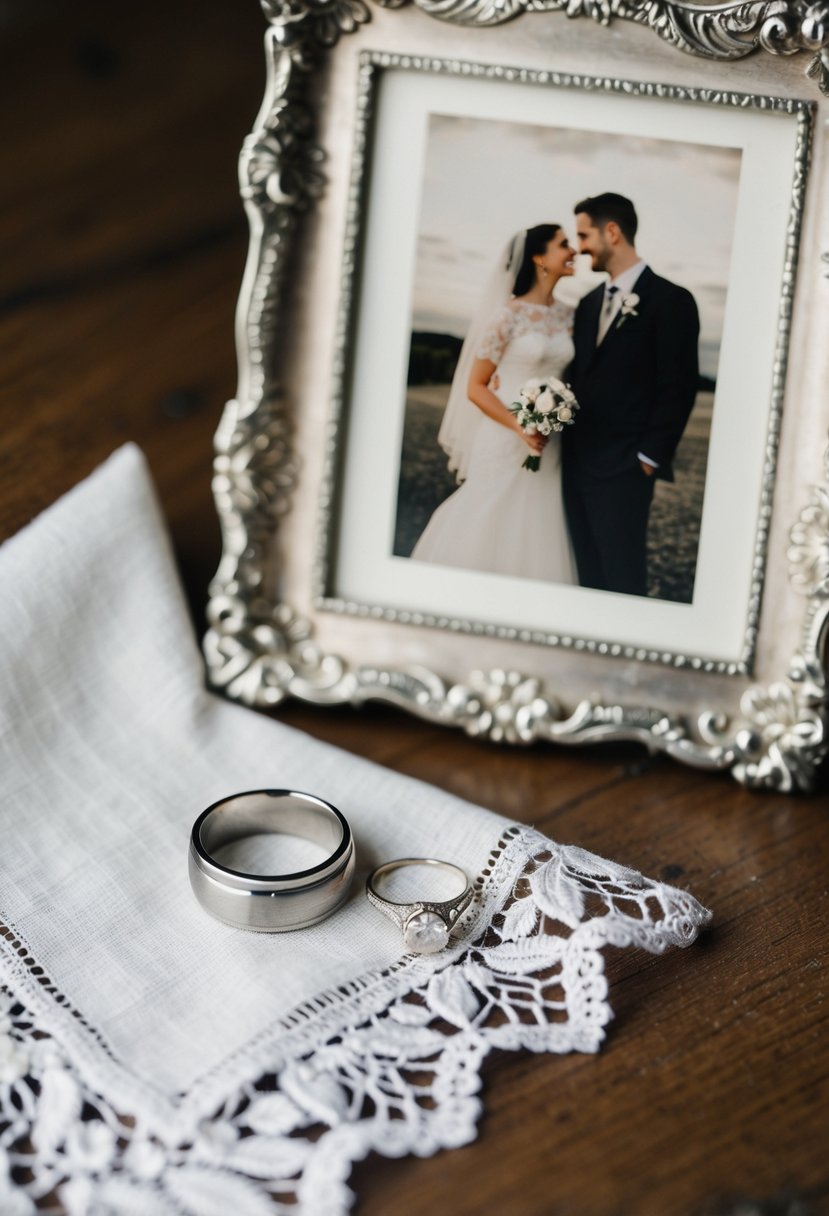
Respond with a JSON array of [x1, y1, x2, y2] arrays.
[[436, 230, 526, 483]]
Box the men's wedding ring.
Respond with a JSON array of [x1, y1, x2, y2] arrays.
[[189, 790, 355, 932], [366, 858, 473, 954]]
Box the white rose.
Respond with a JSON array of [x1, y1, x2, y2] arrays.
[[558, 406, 573, 422], [536, 389, 554, 415], [523, 378, 542, 403]]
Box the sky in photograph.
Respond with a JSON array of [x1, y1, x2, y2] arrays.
[[410, 115, 742, 379]]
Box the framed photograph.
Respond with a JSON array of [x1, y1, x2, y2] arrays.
[[206, 0, 829, 791]]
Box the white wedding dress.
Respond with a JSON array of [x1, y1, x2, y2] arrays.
[[411, 299, 577, 584]]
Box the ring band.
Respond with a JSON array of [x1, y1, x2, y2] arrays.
[[366, 858, 473, 954], [189, 790, 355, 932]]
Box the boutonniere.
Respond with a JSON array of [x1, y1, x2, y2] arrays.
[[615, 293, 640, 329]]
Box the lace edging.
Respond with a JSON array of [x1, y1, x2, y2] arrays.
[[0, 825, 711, 1215]]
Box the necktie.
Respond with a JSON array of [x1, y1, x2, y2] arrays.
[[597, 284, 619, 345]]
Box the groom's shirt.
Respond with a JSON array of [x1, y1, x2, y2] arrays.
[[597, 260, 659, 469]]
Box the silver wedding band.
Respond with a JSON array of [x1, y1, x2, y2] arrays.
[[366, 858, 473, 954], [189, 790, 355, 932]]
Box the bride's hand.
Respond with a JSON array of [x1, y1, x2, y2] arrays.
[[516, 422, 546, 454]]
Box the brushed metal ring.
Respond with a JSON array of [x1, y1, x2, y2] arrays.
[[189, 790, 355, 932]]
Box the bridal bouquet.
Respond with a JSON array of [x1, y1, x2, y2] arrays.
[[509, 376, 579, 472]]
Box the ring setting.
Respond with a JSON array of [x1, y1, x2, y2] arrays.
[[366, 858, 473, 954]]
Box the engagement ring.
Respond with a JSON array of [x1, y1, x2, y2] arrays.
[[366, 858, 473, 954], [189, 790, 355, 932]]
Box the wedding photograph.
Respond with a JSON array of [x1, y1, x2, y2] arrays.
[[392, 113, 742, 604], [332, 62, 805, 668]]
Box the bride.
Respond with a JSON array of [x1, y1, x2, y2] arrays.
[[410, 224, 578, 584]]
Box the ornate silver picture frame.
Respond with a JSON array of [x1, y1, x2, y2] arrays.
[[206, 0, 829, 791]]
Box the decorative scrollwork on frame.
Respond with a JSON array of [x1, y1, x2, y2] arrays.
[[788, 488, 829, 596], [445, 670, 561, 743], [205, 0, 829, 790], [243, 124, 326, 213], [415, 0, 829, 93], [261, 0, 372, 60], [259, 0, 829, 90]]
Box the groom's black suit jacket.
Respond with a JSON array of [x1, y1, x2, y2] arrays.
[[565, 265, 700, 483]]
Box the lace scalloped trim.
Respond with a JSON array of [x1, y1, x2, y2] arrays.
[[0, 825, 710, 1216]]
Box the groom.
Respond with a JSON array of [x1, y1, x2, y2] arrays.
[[563, 193, 700, 597]]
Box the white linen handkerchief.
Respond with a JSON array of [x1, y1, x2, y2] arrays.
[[0, 446, 710, 1215]]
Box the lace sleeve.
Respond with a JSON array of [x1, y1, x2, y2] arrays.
[[475, 305, 514, 363]]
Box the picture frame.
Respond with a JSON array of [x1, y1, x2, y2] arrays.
[[205, 0, 829, 792]]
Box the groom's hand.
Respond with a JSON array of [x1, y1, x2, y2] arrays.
[[639, 460, 655, 477]]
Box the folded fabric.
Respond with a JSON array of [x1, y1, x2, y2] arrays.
[[0, 446, 711, 1215]]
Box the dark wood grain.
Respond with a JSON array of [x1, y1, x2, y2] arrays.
[[2, 4, 827, 1214]]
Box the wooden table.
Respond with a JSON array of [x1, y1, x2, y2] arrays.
[[3, 4, 827, 1213]]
